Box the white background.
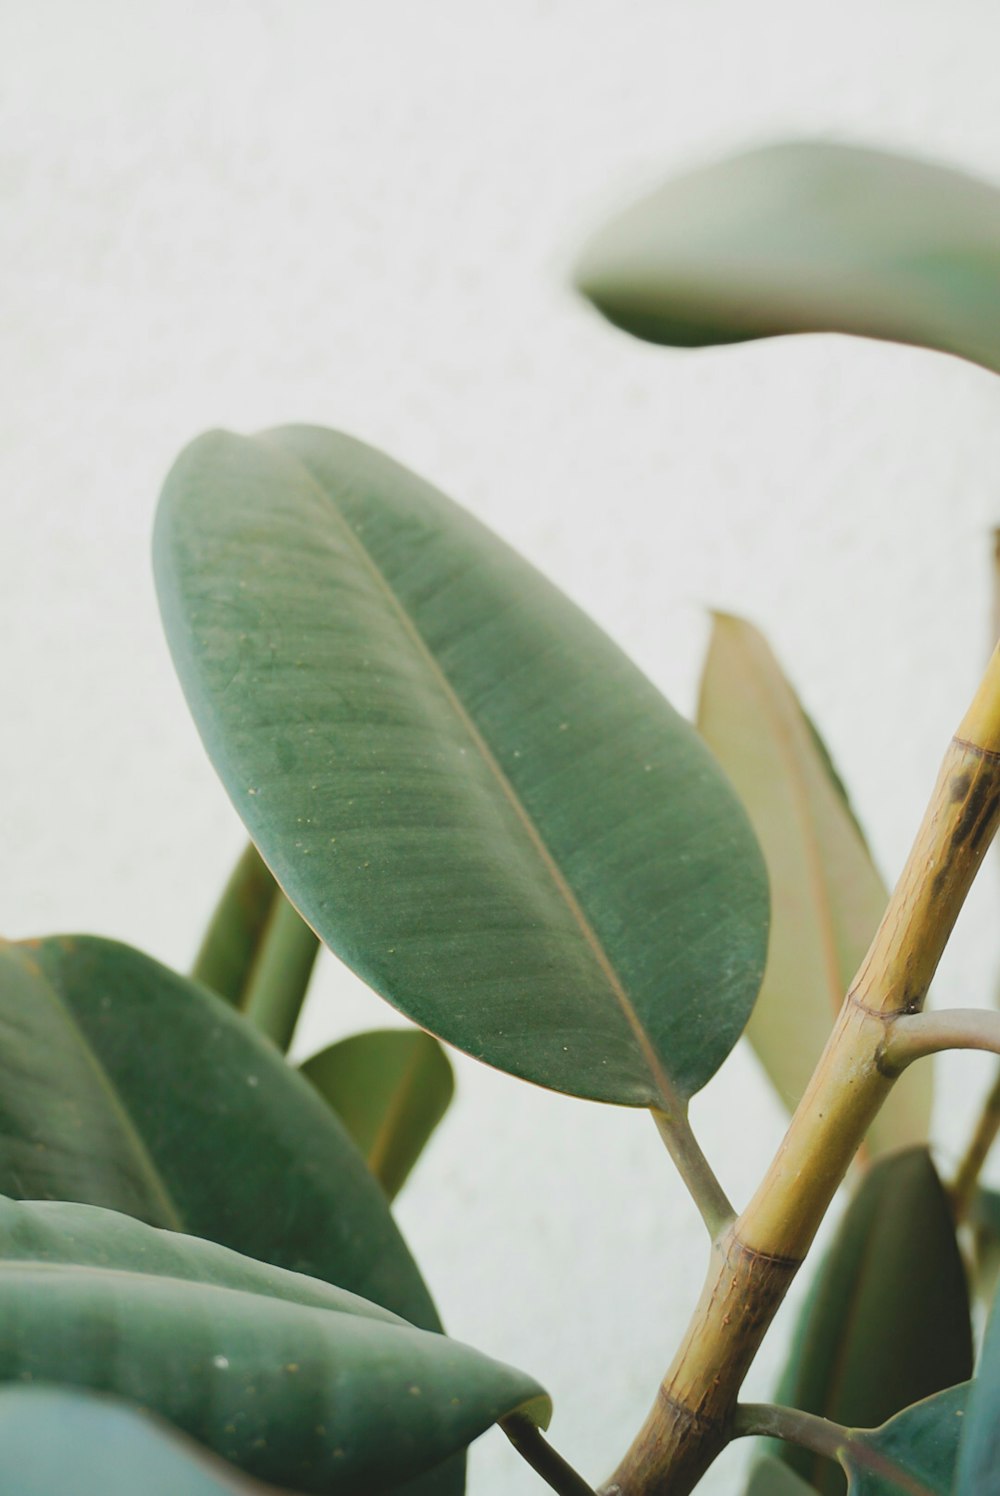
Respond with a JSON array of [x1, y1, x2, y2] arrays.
[[4, 3, 1000, 1491]]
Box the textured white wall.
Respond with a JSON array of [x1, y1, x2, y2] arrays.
[[4, 2, 1000, 1491]]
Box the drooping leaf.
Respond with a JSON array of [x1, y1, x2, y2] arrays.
[[0, 936, 440, 1331], [194, 841, 320, 1051], [745, 1455, 819, 1494], [575, 140, 1000, 375], [844, 1384, 968, 1495], [696, 613, 931, 1154], [0, 1385, 276, 1495], [954, 1274, 1000, 1492], [302, 1029, 454, 1200], [153, 426, 768, 1110], [0, 1194, 548, 1495], [774, 1149, 972, 1495]]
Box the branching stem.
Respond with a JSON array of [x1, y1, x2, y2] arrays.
[[882, 1008, 1000, 1070], [501, 1415, 598, 1496], [732, 1402, 847, 1463], [602, 645, 1000, 1496]]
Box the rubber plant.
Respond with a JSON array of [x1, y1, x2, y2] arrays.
[[6, 139, 1000, 1496]]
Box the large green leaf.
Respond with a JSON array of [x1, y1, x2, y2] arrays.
[[0, 1385, 275, 1495], [774, 1149, 972, 1495], [0, 1195, 548, 1495], [302, 1030, 454, 1200], [575, 140, 1000, 375], [844, 1384, 968, 1495], [0, 936, 440, 1331], [153, 426, 768, 1108], [697, 614, 931, 1156], [745, 1455, 819, 1494], [954, 1275, 1000, 1492], [194, 842, 320, 1051]]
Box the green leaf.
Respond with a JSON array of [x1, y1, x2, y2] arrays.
[[0, 1194, 548, 1495], [774, 1148, 972, 1495], [195, 842, 320, 1052], [302, 1030, 454, 1200], [955, 1274, 1000, 1492], [0, 1385, 275, 1494], [574, 140, 1000, 375], [844, 1384, 968, 1495], [153, 426, 768, 1108], [0, 936, 441, 1332], [696, 613, 931, 1155], [745, 1455, 819, 1494]]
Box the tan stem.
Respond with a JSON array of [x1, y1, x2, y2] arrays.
[[603, 647, 1000, 1496], [952, 1064, 1000, 1218]]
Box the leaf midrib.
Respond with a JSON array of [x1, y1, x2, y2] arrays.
[[260, 436, 682, 1115], [17, 947, 185, 1232]]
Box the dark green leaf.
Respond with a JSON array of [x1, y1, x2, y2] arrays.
[[0, 1195, 548, 1495], [697, 614, 930, 1155], [154, 426, 768, 1109], [575, 141, 1000, 375], [775, 1149, 971, 1495], [955, 1274, 1000, 1492], [745, 1455, 819, 1493], [0, 936, 440, 1331], [302, 1030, 454, 1200], [195, 842, 320, 1052], [845, 1384, 967, 1495], [0, 1385, 276, 1495]]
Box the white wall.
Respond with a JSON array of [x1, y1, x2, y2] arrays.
[[4, 2, 1000, 1491]]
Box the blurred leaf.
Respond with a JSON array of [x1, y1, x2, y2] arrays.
[[697, 614, 931, 1154], [575, 140, 1000, 375], [0, 936, 442, 1332], [0, 1195, 547, 1495], [774, 1148, 971, 1495], [745, 1455, 819, 1493], [844, 1384, 967, 1495], [302, 1029, 454, 1199], [195, 842, 319, 1052], [154, 426, 768, 1109], [972, 1188, 1000, 1306], [0, 1385, 277, 1495], [955, 1272, 1000, 1492]]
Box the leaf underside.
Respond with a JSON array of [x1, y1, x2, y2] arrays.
[[575, 139, 1000, 375]]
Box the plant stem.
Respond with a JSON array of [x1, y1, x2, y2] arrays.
[[651, 1108, 735, 1239], [501, 1415, 598, 1496], [952, 1063, 1000, 1217], [882, 1009, 1000, 1069], [731, 1402, 847, 1464], [602, 646, 1000, 1496]]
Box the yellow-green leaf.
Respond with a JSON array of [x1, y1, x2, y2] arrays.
[[697, 613, 931, 1155], [302, 1030, 454, 1200]]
